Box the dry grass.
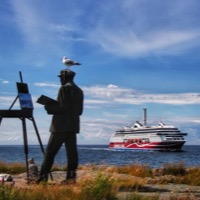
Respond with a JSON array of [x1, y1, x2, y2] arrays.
[[150, 162, 200, 186], [0, 184, 76, 200], [79, 163, 153, 178], [0, 162, 26, 175], [181, 167, 200, 186], [115, 164, 152, 178], [0, 162, 200, 200], [162, 162, 186, 176]]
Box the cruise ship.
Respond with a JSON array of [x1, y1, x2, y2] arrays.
[[109, 109, 187, 151]]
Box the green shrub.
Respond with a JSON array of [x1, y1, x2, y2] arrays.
[[78, 174, 117, 200], [163, 162, 186, 176], [0, 185, 21, 200], [0, 162, 26, 174]]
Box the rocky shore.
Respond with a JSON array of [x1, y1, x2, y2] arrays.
[[2, 168, 200, 200]]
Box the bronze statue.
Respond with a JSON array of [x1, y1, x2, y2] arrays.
[[37, 69, 84, 184]]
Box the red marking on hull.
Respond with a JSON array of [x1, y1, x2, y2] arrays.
[[109, 141, 185, 151]]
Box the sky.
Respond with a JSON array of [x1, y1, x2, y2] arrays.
[[0, 0, 200, 145]]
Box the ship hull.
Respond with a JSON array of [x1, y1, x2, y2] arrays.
[[109, 141, 186, 151]]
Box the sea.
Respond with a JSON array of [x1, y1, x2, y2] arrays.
[[0, 145, 200, 168]]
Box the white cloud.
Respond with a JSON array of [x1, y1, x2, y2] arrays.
[[0, 96, 20, 108], [85, 99, 110, 105], [115, 93, 200, 105], [2, 80, 9, 84], [11, 0, 44, 44], [34, 82, 59, 88], [79, 118, 122, 144], [8, 0, 200, 59], [10, 0, 84, 48], [1, 84, 199, 145], [87, 0, 200, 57], [90, 29, 200, 57], [1, 85, 199, 112], [49, 24, 75, 35], [83, 85, 135, 99], [83, 85, 200, 106]]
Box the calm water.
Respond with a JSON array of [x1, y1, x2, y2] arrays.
[[0, 145, 199, 168]]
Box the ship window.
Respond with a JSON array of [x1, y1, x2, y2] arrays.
[[141, 138, 150, 143]]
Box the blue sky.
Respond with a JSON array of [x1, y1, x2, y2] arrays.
[[0, 0, 200, 145]]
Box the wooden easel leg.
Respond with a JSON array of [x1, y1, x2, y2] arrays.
[[21, 117, 30, 184], [31, 117, 53, 180], [32, 117, 45, 153]]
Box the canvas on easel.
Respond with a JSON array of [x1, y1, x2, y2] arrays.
[[16, 82, 34, 109]]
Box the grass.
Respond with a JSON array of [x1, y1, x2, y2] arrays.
[[162, 162, 186, 176], [0, 162, 200, 199], [0, 162, 65, 175], [0, 162, 26, 175], [0, 184, 75, 200], [77, 174, 117, 200], [113, 164, 152, 178], [181, 167, 200, 186], [79, 163, 153, 178]]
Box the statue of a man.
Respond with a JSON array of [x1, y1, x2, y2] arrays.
[[37, 69, 84, 184]]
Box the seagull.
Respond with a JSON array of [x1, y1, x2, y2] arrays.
[[61, 56, 81, 68]]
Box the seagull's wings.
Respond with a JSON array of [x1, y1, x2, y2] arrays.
[[62, 56, 81, 67]]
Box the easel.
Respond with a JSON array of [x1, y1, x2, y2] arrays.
[[0, 71, 50, 184]]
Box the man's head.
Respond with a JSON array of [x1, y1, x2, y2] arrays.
[[58, 69, 76, 85]]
